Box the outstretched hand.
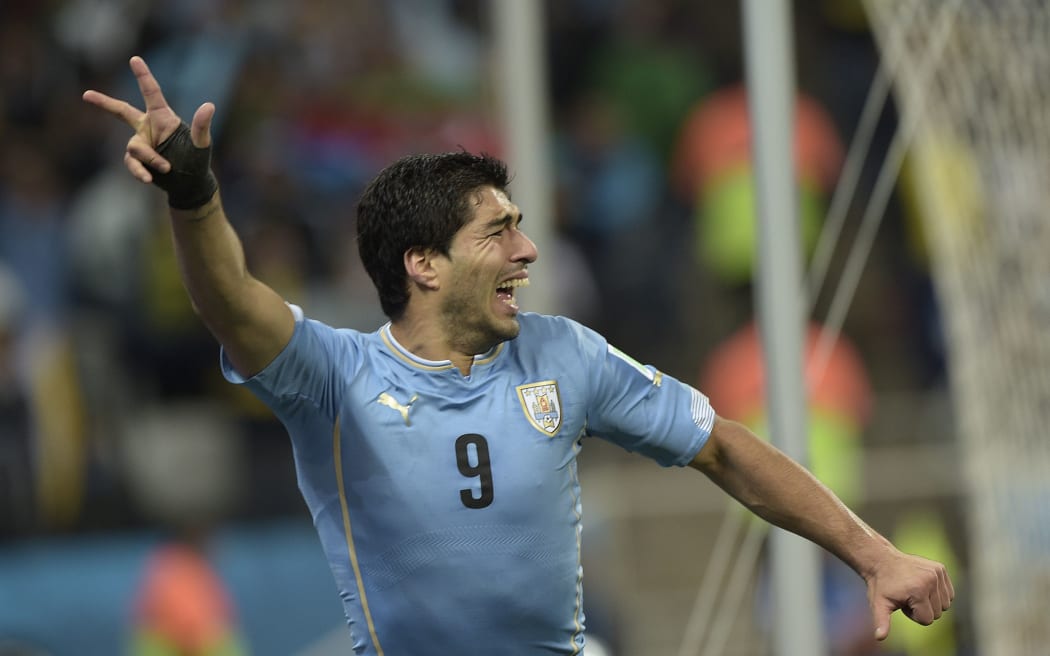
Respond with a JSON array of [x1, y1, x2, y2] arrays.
[[82, 56, 215, 184], [865, 550, 954, 641]]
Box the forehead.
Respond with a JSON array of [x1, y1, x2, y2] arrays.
[[466, 186, 517, 224]]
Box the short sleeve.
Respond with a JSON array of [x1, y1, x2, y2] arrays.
[[585, 340, 714, 467], [220, 304, 360, 420]]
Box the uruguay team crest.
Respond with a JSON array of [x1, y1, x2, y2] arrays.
[[516, 380, 562, 436]]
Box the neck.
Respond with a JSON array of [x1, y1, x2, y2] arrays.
[[389, 318, 481, 376]]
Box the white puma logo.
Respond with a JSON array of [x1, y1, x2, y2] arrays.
[[377, 392, 418, 426]]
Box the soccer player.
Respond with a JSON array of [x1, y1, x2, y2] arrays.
[[84, 57, 954, 655]]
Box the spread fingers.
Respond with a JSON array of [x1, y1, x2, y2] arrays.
[[129, 56, 171, 114], [82, 90, 144, 128]]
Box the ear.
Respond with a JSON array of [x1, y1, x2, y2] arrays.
[[404, 247, 441, 291]]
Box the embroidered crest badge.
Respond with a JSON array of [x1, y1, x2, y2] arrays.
[[516, 380, 562, 436]]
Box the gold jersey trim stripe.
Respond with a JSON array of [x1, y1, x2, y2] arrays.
[[380, 329, 455, 371], [569, 437, 584, 654], [380, 326, 505, 371], [333, 414, 385, 655], [472, 342, 505, 365]]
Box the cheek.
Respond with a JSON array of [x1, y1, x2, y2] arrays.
[[455, 263, 485, 289]]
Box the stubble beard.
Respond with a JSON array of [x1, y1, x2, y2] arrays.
[[440, 288, 519, 356]]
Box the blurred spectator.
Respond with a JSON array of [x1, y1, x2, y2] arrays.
[[0, 136, 72, 330], [554, 91, 675, 354], [131, 531, 247, 656], [700, 320, 873, 504], [0, 266, 32, 538], [671, 83, 844, 286], [0, 130, 87, 533], [586, 0, 714, 160], [701, 320, 878, 655]]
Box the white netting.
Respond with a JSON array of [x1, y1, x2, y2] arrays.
[[862, 1, 1050, 653]]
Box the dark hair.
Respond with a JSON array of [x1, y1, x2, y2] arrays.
[[356, 152, 510, 320]]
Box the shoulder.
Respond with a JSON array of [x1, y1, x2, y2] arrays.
[[518, 311, 596, 339], [297, 310, 370, 344], [516, 312, 607, 358], [286, 308, 383, 369]]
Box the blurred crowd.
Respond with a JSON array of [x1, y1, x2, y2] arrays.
[[0, 0, 948, 548]]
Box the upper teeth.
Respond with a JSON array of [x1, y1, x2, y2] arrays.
[[501, 279, 529, 289]]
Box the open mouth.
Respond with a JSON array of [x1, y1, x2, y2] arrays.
[[496, 278, 529, 309]]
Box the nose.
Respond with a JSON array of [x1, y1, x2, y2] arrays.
[[513, 227, 539, 264]]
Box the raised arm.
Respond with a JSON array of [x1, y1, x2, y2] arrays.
[[83, 56, 293, 377], [690, 416, 954, 641]]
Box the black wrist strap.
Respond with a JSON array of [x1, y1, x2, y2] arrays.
[[150, 123, 219, 210]]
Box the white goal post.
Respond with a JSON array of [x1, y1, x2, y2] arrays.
[[863, 2, 1050, 654]]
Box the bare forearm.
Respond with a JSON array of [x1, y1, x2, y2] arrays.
[[169, 192, 293, 376], [691, 418, 893, 579], [170, 193, 254, 324]]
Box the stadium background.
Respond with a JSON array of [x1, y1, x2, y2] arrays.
[[0, 1, 969, 654]]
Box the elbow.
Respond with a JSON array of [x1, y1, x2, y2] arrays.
[[690, 415, 737, 474], [690, 416, 774, 513]]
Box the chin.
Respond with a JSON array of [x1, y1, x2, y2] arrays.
[[491, 317, 520, 342], [503, 319, 522, 339], [483, 311, 521, 342]]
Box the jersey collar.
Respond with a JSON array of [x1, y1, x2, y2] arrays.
[[380, 323, 504, 372]]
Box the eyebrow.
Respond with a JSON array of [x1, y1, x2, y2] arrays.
[[481, 212, 523, 232]]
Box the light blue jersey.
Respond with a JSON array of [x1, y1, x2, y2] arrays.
[[222, 307, 715, 655]]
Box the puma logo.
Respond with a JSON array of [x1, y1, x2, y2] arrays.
[[377, 392, 418, 426]]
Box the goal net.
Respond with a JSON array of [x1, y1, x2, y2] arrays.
[[862, 1, 1050, 653]]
